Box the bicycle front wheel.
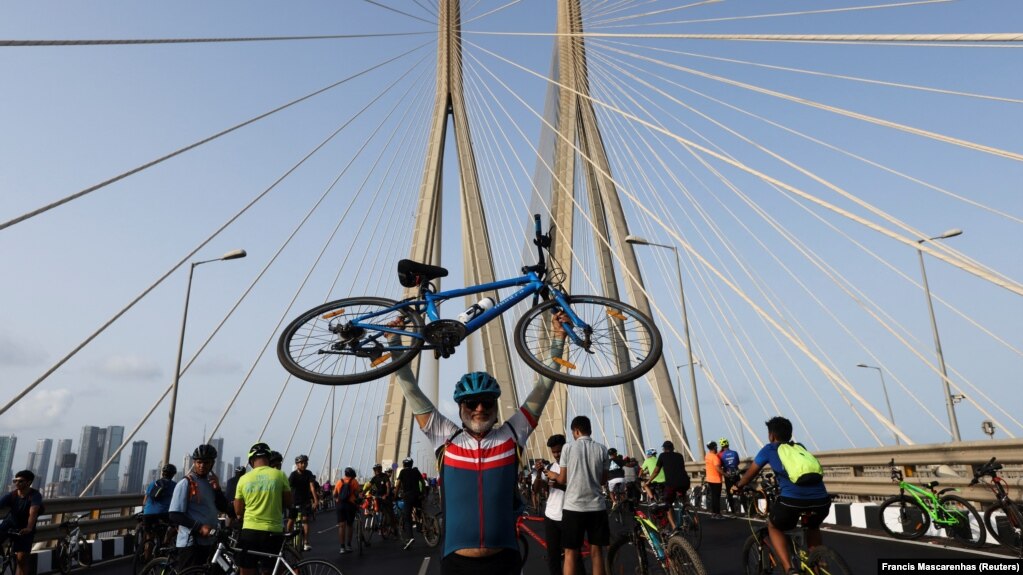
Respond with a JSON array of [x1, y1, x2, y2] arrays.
[[740, 534, 779, 575], [665, 535, 707, 575], [422, 513, 441, 548], [985, 501, 1023, 551], [278, 297, 424, 386], [139, 557, 177, 575], [77, 538, 93, 567], [55, 542, 72, 575], [296, 559, 344, 575], [608, 533, 648, 575], [807, 545, 852, 575], [515, 295, 662, 387], [878, 495, 930, 539], [677, 506, 702, 550], [940, 494, 986, 547]]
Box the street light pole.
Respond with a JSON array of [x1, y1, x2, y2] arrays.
[[856, 364, 898, 445], [917, 229, 962, 442], [162, 249, 247, 467], [626, 235, 704, 458]]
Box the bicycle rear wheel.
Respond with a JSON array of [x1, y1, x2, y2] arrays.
[[55, 542, 71, 575], [985, 501, 1023, 552], [940, 494, 986, 547], [139, 557, 177, 575], [422, 512, 441, 548], [878, 495, 930, 539], [807, 545, 852, 575], [296, 559, 343, 575], [665, 535, 707, 575], [515, 295, 662, 387], [77, 538, 93, 567], [131, 528, 146, 575], [676, 505, 702, 550], [278, 297, 424, 386]]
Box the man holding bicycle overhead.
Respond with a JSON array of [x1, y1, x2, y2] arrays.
[[234, 442, 292, 575], [732, 416, 830, 575], [391, 312, 568, 575]]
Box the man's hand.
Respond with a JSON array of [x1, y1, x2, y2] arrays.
[[552, 311, 570, 338], [198, 524, 213, 537], [18, 527, 32, 536]]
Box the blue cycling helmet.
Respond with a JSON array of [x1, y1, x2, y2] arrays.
[[645, 448, 657, 456], [453, 371, 501, 402]]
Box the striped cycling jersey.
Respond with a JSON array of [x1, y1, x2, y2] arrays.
[[424, 408, 536, 557]]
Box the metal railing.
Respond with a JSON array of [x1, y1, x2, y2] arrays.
[[28, 494, 141, 546]]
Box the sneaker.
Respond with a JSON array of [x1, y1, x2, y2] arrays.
[[303, 544, 312, 551], [345, 545, 353, 552], [404, 538, 414, 550], [339, 547, 348, 555]]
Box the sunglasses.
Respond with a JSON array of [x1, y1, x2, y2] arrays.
[[461, 398, 497, 410], [13, 478, 29, 484]]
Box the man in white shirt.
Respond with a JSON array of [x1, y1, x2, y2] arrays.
[[556, 416, 609, 575]]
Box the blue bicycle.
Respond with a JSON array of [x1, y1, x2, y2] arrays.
[[277, 215, 662, 387]]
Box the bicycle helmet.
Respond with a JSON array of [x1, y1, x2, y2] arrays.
[[248, 442, 272, 461], [270, 451, 283, 466], [234, 466, 247, 475], [402, 457, 413, 468], [295, 454, 309, 464], [161, 464, 177, 476], [344, 467, 356, 478], [373, 463, 383, 471], [719, 438, 729, 448], [192, 444, 218, 460], [453, 371, 501, 402], [645, 448, 657, 456]]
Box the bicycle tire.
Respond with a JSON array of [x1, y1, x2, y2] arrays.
[[665, 534, 707, 575], [77, 538, 93, 567], [296, 559, 345, 575], [139, 557, 177, 575], [55, 541, 71, 575], [740, 533, 780, 575], [131, 528, 146, 575], [514, 295, 663, 387], [355, 513, 364, 556], [939, 494, 986, 547], [608, 533, 649, 575], [878, 495, 930, 539], [678, 506, 702, 550], [422, 513, 441, 548], [277, 297, 424, 386], [984, 501, 1023, 551], [807, 545, 852, 575]]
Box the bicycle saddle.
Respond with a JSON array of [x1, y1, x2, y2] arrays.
[[398, 259, 449, 288], [924, 480, 940, 489]]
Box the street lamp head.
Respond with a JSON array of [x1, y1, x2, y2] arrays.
[[938, 228, 963, 240], [624, 235, 650, 246], [220, 249, 247, 261]]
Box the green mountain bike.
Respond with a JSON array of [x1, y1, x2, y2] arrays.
[[878, 458, 986, 547]]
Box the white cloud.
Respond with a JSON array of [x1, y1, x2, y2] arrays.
[[1, 388, 72, 430], [0, 332, 48, 366], [94, 355, 162, 380], [189, 354, 243, 376]]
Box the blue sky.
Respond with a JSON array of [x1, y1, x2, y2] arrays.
[[1, 1, 1021, 483]]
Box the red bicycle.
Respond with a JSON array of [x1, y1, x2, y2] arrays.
[[971, 457, 1022, 555], [516, 514, 591, 565]]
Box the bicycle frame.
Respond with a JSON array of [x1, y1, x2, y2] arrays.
[[351, 272, 592, 349], [211, 540, 299, 575], [898, 481, 960, 527]]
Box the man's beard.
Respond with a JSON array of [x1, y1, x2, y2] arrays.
[[461, 410, 498, 435]]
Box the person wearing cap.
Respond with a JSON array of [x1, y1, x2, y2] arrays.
[[367, 464, 395, 537], [718, 438, 741, 513], [334, 467, 360, 554], [644, 440, 689, 531], [234, 443, 291, 575], [289, 455, 319, 551], [388, 313, 569, 574], [640, 448, 665, 501]]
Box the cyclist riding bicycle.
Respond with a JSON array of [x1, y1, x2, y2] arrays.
[[0, 470, 43, 575], [368, 464, 395, 534], [288, 454, 319, 551], [391, 312, 568, 574], [141, 464, 177, 549], [640, 448, 665, 502], [606, 448, 627, 507], [396, 457, 426, 550], [732, 416, 830, 575]]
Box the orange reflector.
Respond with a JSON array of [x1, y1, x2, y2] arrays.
[[607, 308, 626, 321], [553, 357, 576, 370], [370, 353, 392, 367], [321, 309, 346, 320]]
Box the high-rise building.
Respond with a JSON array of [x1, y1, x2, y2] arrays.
[[101, 426, 125, 495], [52, 439, 72, 484], [121, 440, 148, 494], [209, 437, 225, 479], [57, 466, 83, 497], [28, 439, 53, 490], [77, 426, 106, 495], [0, 435, 17, 489]]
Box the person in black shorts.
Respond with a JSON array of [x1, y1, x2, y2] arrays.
[[0, 470, 43, 575], [556, 416, 610, 575], [644, 440, 690, 531], [288, 455, 319, 551]]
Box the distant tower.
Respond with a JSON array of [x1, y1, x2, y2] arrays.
[[209, 437, 225, 479], [0, 435, 17, 489], [77, 426, 106, 495], [31, 439, 53, 487], [101, 425, 125, 495], [52, 439, 71, 484], [121, 440, 148, 494]]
